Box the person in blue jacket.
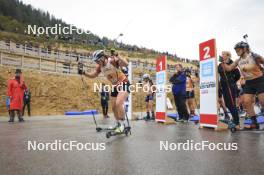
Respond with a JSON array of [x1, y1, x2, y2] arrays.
[[169, 64, 190, 122], [6, 96, 10, 116]]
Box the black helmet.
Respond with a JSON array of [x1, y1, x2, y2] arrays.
[[15, 69, 22, 74], [234, 41, 249, 50], [185, 69, 191, 77]]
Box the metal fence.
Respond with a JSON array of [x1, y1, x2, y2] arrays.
[[0, 40, 201, 84], [0, 52, 155, 82], [0, 40, 91, 62], [0, 40, 197, 72]]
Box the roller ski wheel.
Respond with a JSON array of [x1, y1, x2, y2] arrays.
[[105, 126, 131, 138], [228, 122, 236, 128], [228, 121, 237, 133], [125, 126, 132, 135], [125, 129, 129, 136], [230, 127, 236, 133], [106, 132, 111, 139]]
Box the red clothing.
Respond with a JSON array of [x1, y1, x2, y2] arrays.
[[7, 77, 27, 110]]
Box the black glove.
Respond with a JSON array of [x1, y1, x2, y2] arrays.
[[219, 56, 224, 62]]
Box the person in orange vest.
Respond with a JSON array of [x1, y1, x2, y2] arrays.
[[7, 69, 27, 122]]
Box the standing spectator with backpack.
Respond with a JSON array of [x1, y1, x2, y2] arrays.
[[22, 88, 31, 117], [100, 83, 110, 118]]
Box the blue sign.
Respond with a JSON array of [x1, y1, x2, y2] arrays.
[[201, 61, 214, 77], [156, 72, 165, 85]]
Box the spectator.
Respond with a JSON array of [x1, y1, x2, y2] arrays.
[[22, 88, 31, 117], [169, 64, 190, 122], [100, 83, 110, 118], [78, 61, 84, 75], [7, 69, 27, 122], [218, 51, 240, 124]]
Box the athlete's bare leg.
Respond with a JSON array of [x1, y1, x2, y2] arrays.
[[243, 94, 255, 116], [111, 97, 118, 120], [257, 92, 264, 110], [115, 91, 129, 120]]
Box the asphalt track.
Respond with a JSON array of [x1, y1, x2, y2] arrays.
[[0, 115, 264, 175]]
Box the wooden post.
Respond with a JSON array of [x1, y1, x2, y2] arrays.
[[21, 55, 24, 68], [40, 57, 42, 70], [38, 47, 40, 56], [0, 52, 2, 66], [55, 59, 57, 73]]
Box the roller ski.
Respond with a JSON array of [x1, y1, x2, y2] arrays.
[[142, 111, 155, 121], [219, 119, 239, 133], [106, 123, 131, 139], [230, 125, 262, 133], [106, 109, 132, 138], [96, 121, 126, 132], [143, 115, 155, 121], [95, 118, 123, 132], [229, 116, 264, 133], [189, 115, 200, 125], [96, 126, 117, 132]]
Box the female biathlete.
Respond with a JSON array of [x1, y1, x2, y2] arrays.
[[84, 50, 130, 133], [222, 41, 264, 129], [142, 74, 155, 120], [185, 70, 197, 117]]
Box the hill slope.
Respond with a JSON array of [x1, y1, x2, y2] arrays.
[[0, 66, 160, 116]]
